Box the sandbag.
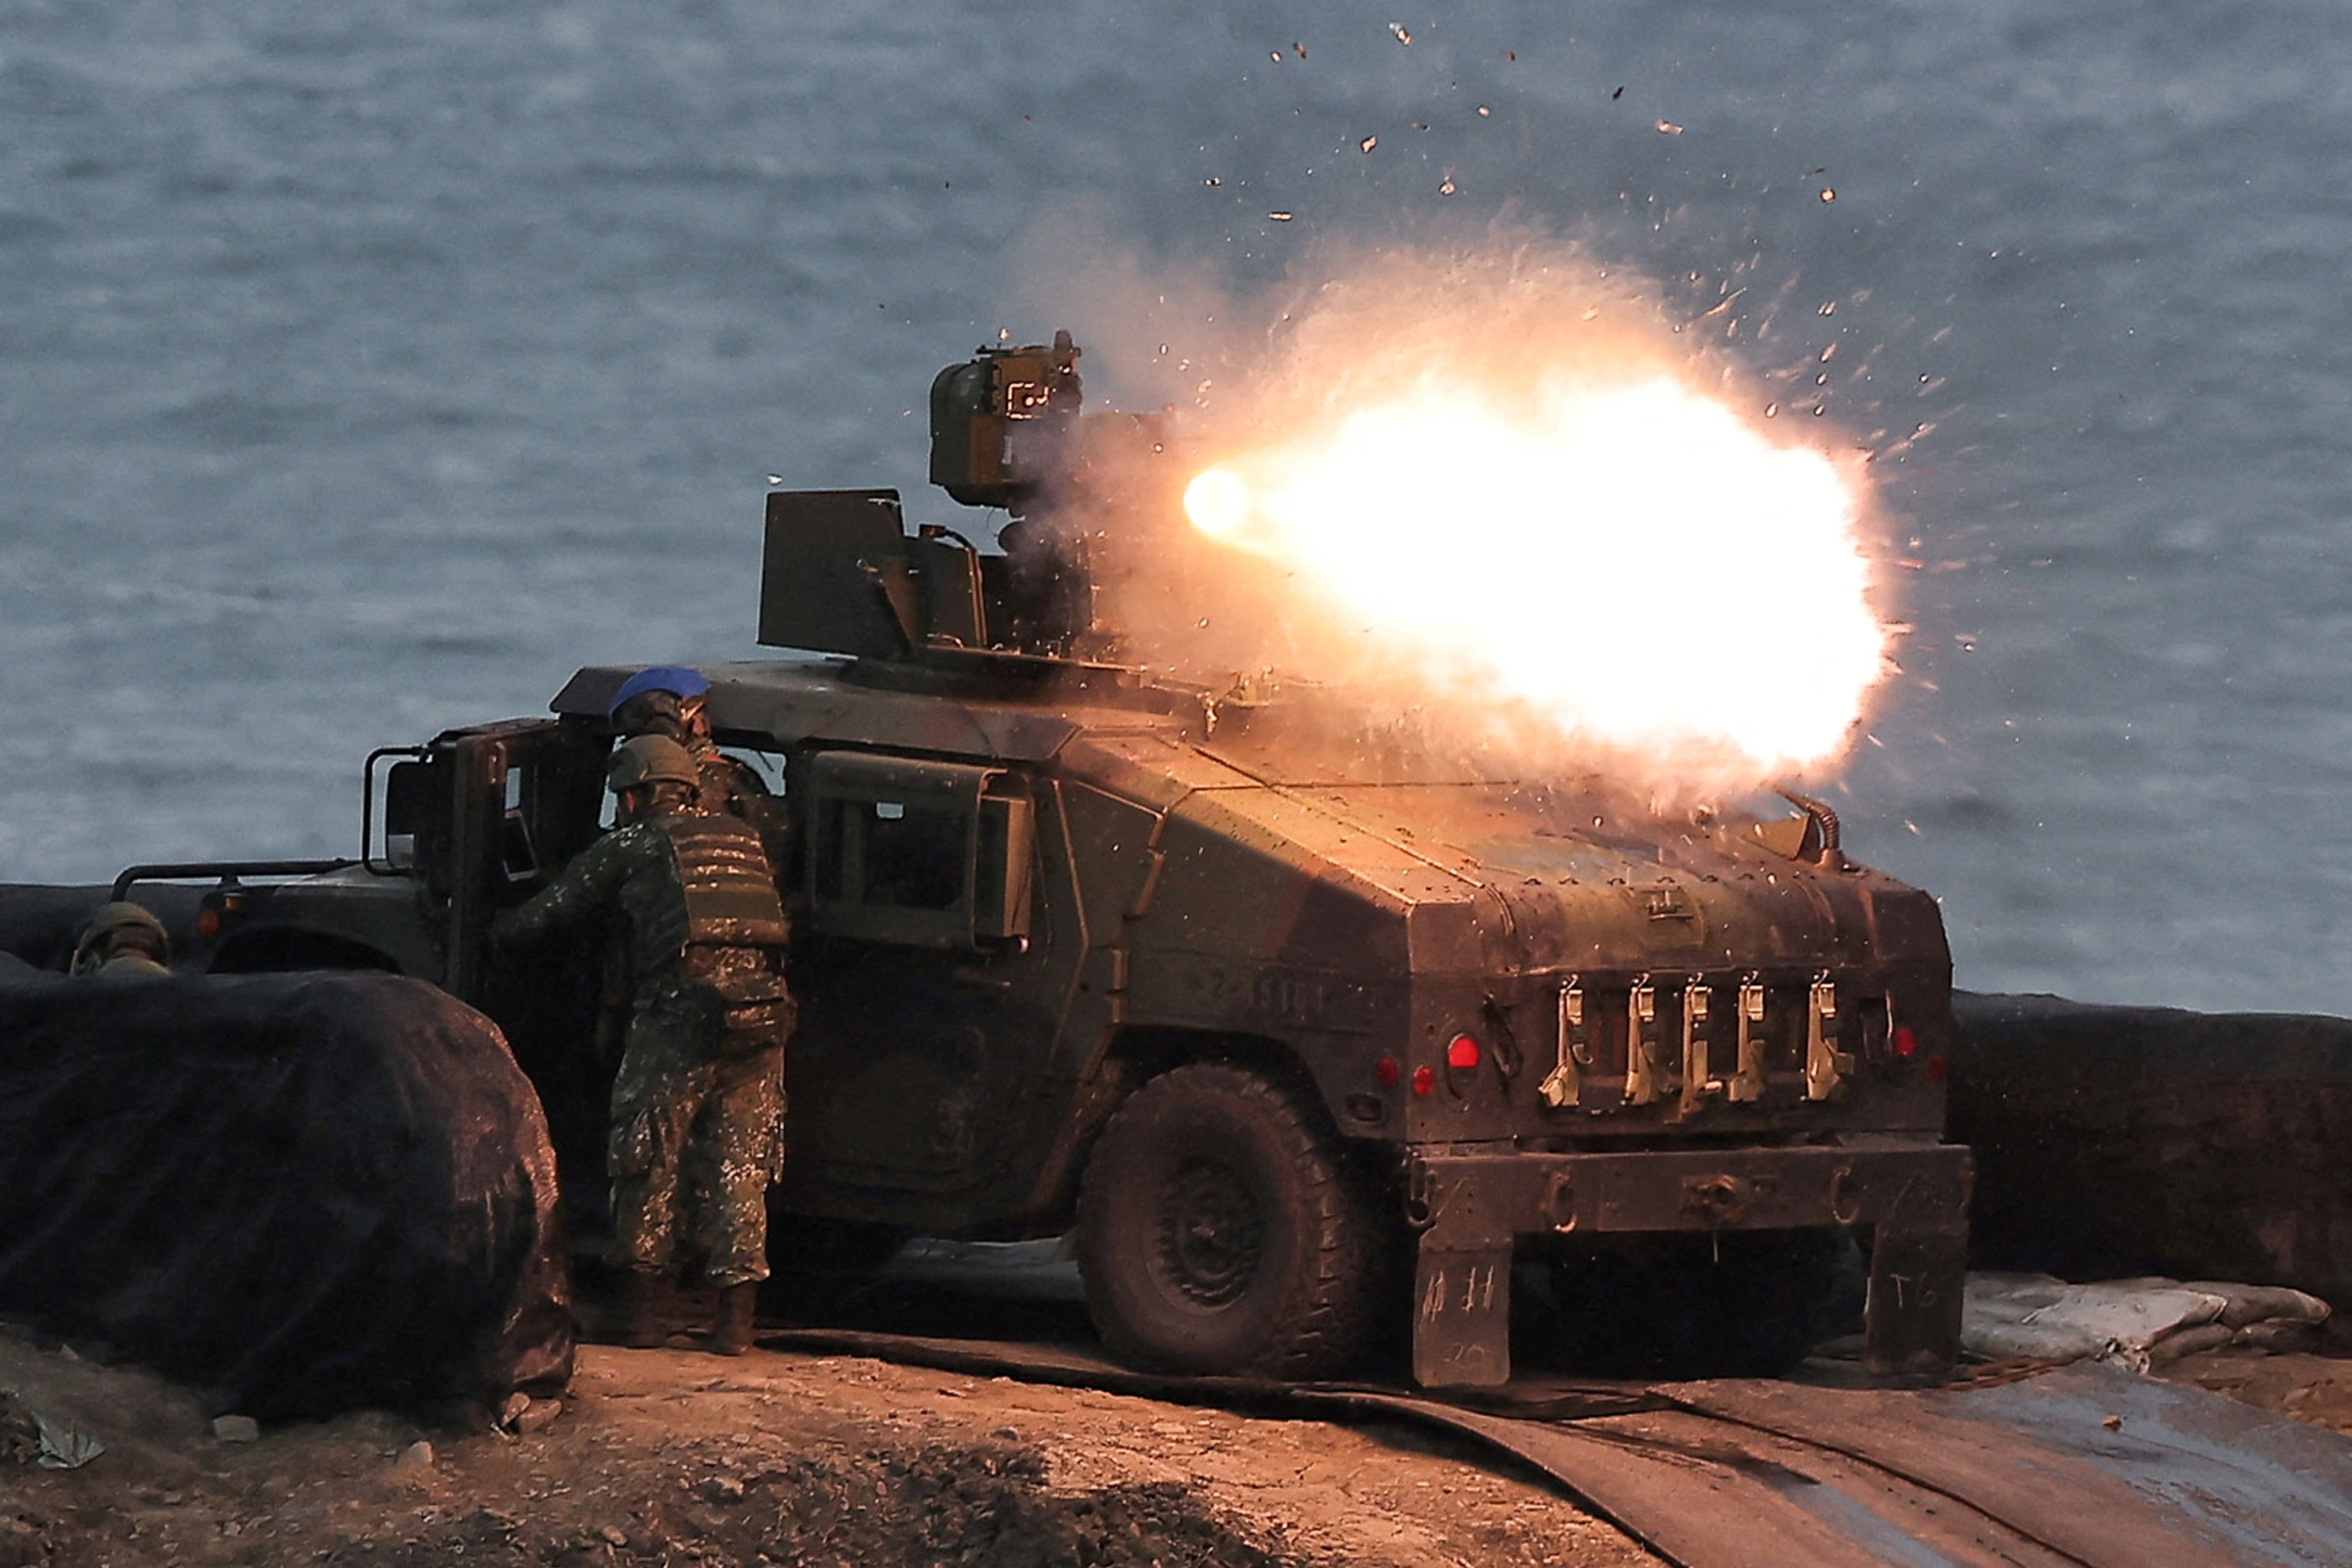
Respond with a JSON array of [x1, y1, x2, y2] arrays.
[[0, 959, 572, 1419], [1951, 991, 2352, 1316], [1961, 1272, 2331, 1370]]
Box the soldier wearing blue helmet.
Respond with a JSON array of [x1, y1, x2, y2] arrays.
[[607, 666, 775, 831], [493, 734, 794, 1355]]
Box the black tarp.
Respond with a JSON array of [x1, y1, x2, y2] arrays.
[[1951, 990, 2352, 1314], [0, 958, 573, 1419]]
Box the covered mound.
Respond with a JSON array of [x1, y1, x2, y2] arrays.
[[1952, 991, 2352, 1317], [0, 960, 571, 1419]]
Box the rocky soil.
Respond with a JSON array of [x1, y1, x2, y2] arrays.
[[0, 1327, 1657, 1568], [2160, 1343, 2352, 1434], [4, 1295, 2349, 1568]]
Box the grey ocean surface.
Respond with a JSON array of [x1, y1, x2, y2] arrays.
[[3, 2, 2347, 1013]]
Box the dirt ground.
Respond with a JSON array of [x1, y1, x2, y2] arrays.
[[5, 1312, 2350, 1568], [2160, 1343, 2352, 1434], [0, 1324, 1658, 1568]]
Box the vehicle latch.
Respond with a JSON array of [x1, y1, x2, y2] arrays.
[[1538, 978, 1584, 1109], [1805, 974, 1854, 1101], [1678, 977, 1718, 1116], [1729, 975, 1767, 1103], [1403, 1157, 1441, 1231], [1479, 994, 1523, 1081], [1624, 976, 1664, 1106]]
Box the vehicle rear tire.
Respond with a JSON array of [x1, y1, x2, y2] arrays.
[[1075, 1061, 1380, 1380]]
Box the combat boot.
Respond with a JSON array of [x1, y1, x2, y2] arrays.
[[710, 1282, 760, 1356], [616, 1269, 666, 1349]]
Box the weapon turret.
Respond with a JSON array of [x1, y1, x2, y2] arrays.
[[759, 333, 1174, 667]]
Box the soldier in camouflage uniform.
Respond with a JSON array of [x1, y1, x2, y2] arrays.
[[491, 734, 795, 1355], [605, 665, 774, 826], [71, 901, 171, 979]]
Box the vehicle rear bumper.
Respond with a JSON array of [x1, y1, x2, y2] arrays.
[[1404, 1142, 1972, 1389]]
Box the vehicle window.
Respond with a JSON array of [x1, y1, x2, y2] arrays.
[[725, 747, 787, 796], [501, 723, 616, 870], [864, 800, 964, 909], [805, 752, 1024, 949], [814, 796, 968, 910]]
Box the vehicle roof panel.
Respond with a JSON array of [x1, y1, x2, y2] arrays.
[[552, 660, 1183, 765]]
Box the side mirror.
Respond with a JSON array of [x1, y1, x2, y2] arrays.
[[377, 756, 439, 874]]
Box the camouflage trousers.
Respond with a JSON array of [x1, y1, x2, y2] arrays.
[[606, 987, 789, 1288]]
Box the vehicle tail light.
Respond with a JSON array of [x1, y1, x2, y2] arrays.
[[1446, 1033, 1481, 1071], [1373, 1056, 1401, 1087], [1925, 1055, 1948, 1085], [1894, 1025, 1919, 1059], [1411, 1065, 1436, 1096]]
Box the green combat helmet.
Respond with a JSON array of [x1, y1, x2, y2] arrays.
[[71, 901, 171, 978], [607, 734, 700, 793]]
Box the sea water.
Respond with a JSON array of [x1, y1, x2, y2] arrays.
[[3, 0, 2348, 1013]]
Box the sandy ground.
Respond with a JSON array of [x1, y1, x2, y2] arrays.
[[2160, 1343, 2352, 1434], [5, 1301, 2350, 1568], [0, 1326, 1658, 1568]]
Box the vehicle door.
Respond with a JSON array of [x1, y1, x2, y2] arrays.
[[379, 717, 615, 1189], [784, 751, 1048, 1218]]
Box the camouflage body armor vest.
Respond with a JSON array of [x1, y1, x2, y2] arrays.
[[650, 810, 793, 1022]]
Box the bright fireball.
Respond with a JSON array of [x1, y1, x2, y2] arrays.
[[1181, 376, 1888, 777]]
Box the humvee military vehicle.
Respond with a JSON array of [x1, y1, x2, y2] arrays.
[[86, 336, 1970, 1388]]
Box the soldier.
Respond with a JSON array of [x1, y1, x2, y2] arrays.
[[605, 666, 772, 823], [70, 901, 171, 979], [491, 734, 795, 1355]]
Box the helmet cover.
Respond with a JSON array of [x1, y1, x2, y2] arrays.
[[607, 665, 712, 721], [607, 734, 701, 793]]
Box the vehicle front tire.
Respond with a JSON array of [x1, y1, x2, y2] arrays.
[[1075, 1061, 1379, 1380]]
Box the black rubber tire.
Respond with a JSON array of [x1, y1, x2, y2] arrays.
[[1075, 1062, 1380, 1379]]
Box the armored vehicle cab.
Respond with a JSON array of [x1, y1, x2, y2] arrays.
[[130, 335, 1971, 1388]]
